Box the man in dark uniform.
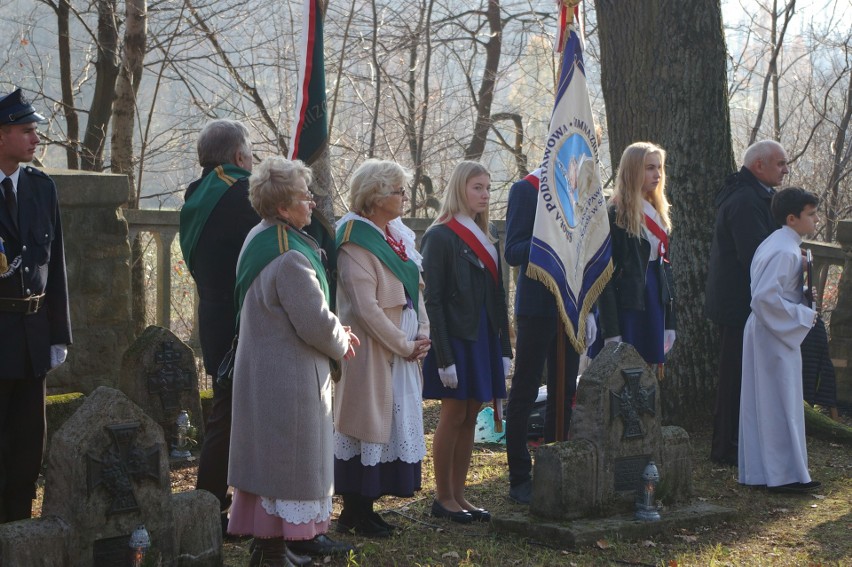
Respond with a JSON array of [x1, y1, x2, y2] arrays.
[[0, 88, 71, 522], [503, 169, 592, 504], [705, 140, 788, 466], [179, 119, 260, 534]]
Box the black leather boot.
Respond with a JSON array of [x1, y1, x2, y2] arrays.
[[248, 537, 295, 567]]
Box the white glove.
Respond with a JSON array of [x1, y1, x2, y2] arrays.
[[664, 330, 676, 354], [438, 365, 458, 389], [585, 313, 597, 345], [50, 344, 68, 369], [604, 335, 621, 345], [502, 357, 512, 378]]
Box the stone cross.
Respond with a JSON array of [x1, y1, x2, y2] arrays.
[[119, 326, 204, 445], [86, 422, 160, 515], [610, 367, 656, 439], [147, 341, 193, 413]]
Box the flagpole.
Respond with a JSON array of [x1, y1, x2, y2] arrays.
[[552, 0, 581, 443]]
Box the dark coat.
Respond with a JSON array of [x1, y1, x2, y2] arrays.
[[598, 206, 675, 338], [0, 166, 71, 380], [705, 166, 779, 327], [183, 169, 260, 373], [504, 176, 559, 318], [421, 223, 512, 369]]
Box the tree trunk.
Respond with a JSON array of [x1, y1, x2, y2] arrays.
[[464, 0, 503, 161], [111, 0, 147, 197], [596, 0, 734, 421], [81, 0, 120, 171], [56, 0, 79, 169]]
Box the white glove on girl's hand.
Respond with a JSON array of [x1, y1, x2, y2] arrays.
[[604, 335, 621, 345], [664, 330, 676, 354], [585, 313, 597, 345], [50, 344, 68, 369], [438, 365, 458, 389], [502, 357, 512, 378]]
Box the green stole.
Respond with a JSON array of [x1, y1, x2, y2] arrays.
[[234, 223, 329, 326], [179, 164, 251, 272], [336, 219, 420, 308]]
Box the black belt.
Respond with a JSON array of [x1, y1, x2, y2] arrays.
[[0, 294, 45, 314]]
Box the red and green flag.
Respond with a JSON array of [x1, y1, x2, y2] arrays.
[[288, 0, 327, 164]]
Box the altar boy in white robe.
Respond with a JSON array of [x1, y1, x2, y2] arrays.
[[739, 187, 821, 494]]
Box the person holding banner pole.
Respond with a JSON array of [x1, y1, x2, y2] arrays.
[[421, 162, 513, 522], [598, 142, 676, 373], [503, 169, 593, 505]]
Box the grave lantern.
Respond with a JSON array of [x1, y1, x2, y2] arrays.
[[634, 461, 661, 521], [129, 524, 150, 566], [170, 410, 192, 459]]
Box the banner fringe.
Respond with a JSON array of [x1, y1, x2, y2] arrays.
[[526, 260, 613, 354]]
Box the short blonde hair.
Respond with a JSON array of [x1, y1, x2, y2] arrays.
[[348, 159, 412, 216], [431, 161, 492, 238], [248, 156, 313, 221]]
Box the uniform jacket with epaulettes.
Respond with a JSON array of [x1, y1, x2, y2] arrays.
[[0, 165, 71, 380]]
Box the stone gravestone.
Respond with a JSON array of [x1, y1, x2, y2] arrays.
[[531, 342, 693, 520], [0, 387, 222, 566], [119, 325, 204, 454]]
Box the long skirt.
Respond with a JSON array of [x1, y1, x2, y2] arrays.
[[618, 261, 665, 365], [227, 490, 332, 540], [334, 307, 426, 498]]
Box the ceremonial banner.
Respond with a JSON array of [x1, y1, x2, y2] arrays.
[[288, 0, 327, 164], [527, 2, 612, 354]]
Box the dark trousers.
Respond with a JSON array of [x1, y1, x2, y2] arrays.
[[0, 370, 46, 523], [711, 324, 744, 464], [195, 379, 232, 512], [505, 315, 580, 487]]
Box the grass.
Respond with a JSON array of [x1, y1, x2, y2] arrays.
[[215, 401, 851, 566], [34, 400, 851, 566]]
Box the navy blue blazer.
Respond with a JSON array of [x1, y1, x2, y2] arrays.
[[504, 175, 558, 318], [0, 166, 71, 380]]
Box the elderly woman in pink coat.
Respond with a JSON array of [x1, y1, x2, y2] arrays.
[[333, 159, 431, 537], [227, 156, 359, 566]]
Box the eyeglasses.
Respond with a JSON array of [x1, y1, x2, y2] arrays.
[[298, 193, 315, 202], [389, 188, 407, 197]]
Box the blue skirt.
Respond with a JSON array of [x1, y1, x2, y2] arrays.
[[422, 308, 507, 402], [618, 261, 665, 364], [333, 458, 421, 499]]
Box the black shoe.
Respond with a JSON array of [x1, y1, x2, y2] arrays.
[[466, 507, 491, 522], [287, 534, 354, 556], [430, 500, 474, 524], [508, 480, 532, 504], [767, 481, 821, 494], [336, 515, 392, 538], [369, 511, 398, 531], [284, 548, 312, 566]]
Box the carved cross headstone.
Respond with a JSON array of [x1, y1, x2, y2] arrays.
[[119, 326, 204, 444], [86, 422, 160, 515], [147, 341, 193, 413], [610, 368, 656, 439]]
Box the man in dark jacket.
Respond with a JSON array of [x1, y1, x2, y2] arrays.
[[503, 169, 593, 504], [180, 119, 260, 531], [705, 140, 788, 466], [0, 88, 71, 522]]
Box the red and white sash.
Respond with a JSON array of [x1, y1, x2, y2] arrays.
[[642, 202, 669, 263], [446, 216, 499, 284]]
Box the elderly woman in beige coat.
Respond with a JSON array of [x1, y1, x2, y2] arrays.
[[333, 159, 431, 537], [227, 157, 359, 567]]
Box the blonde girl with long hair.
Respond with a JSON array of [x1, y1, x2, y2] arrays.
[[420, 161, 513, 523], [598, 142, 677, 368]]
